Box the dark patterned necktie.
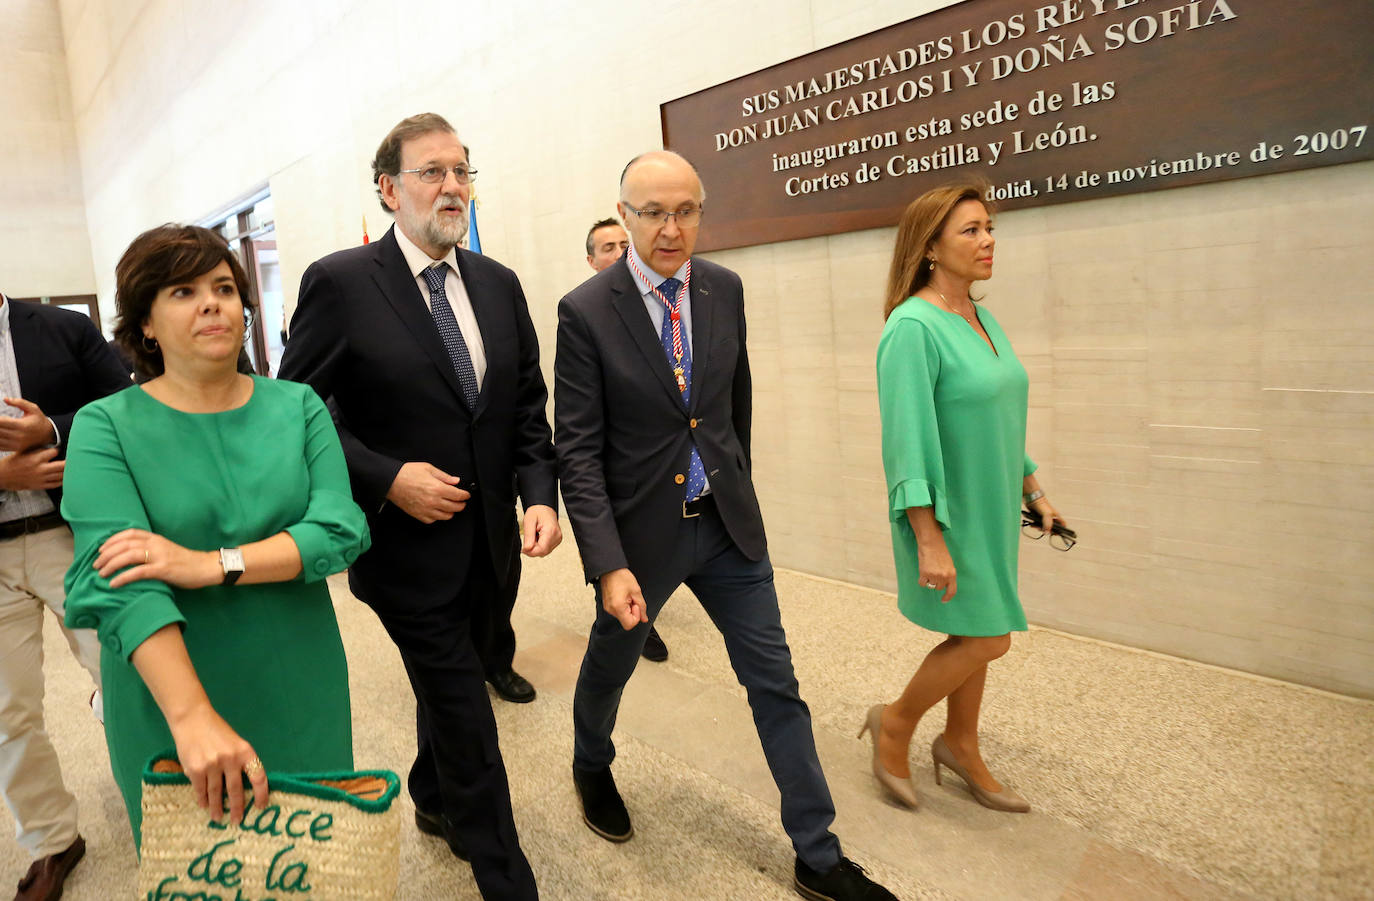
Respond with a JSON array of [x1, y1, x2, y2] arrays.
[[656, 277, 706, 502], [422, 263, 479, 407]]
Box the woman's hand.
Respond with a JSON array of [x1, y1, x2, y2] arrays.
[[1028, 496, 1068, 534], [94, 529, 220, 589], [167, 702, 269, 825], [916, 534, 958, 603]]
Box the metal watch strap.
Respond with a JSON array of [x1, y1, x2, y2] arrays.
[[1024, 489, 1045, 505]]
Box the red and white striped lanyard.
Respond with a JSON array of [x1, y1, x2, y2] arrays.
[[627, 252, 693, 393]]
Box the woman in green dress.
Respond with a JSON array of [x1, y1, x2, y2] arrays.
[[863, 183, 1068, 813], [61, 224, 369, 846]]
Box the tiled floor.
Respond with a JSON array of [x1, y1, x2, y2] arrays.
[[5, 534, 1371, 899]]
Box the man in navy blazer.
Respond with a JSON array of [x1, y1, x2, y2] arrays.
[[554, 152, 898, 901], [0, 295, 129, 901], [279, 113, 557, 901]]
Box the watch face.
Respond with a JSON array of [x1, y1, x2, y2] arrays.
[[222, 548, 245, 571]]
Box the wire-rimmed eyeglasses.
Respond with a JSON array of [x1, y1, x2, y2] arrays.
[[1021, 510, 1077, 551], [622, 203, 704, 228], [398, 165, 478, 185]]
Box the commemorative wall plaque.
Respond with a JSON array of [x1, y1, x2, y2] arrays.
[[661, 0, 1374, 251]]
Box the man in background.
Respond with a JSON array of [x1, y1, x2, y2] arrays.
[[0, 294, 129, 901], [585, 218, 628, 273]]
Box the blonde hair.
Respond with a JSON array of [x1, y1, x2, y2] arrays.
[[883, 180, 994, 320]]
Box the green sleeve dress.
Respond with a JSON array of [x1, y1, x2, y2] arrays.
[[61, 376, 370, 847], [876, 298, 1036, 637]]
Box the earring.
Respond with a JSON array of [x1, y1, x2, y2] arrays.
[[141, 335, 158, 352], [928, 258, 937, 271]]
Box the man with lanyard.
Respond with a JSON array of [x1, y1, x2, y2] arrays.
[[0, 293, 129, 901], [554, 151, 900, 901], [582, 215, 668, 663]]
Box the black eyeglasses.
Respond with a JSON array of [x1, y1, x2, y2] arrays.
[[1021, 510, 1077, 551]]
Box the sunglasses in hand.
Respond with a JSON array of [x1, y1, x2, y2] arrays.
[[1021, 509, 1077, 551]]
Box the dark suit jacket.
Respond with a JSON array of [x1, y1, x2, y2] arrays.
[[4, 298, 131, 510], [554, 256, 765, 583], [278, 227, 557, 612]]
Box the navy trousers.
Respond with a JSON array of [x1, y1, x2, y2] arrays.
[[572, 501, 843, 871]]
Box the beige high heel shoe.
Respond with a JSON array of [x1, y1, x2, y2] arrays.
[[931, 734, 1030, 813], [857, 704, 919, 809]]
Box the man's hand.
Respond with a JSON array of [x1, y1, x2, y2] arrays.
[[520, 504, 562, 558], [0, 447, 63, 491], [386, 462, 471, 524], [599, 568, 648, 631], [0, 398, 55, 452]]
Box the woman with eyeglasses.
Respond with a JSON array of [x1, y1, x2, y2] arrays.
[[60, 224, 369, 847], [863, 181, 1068, 814]]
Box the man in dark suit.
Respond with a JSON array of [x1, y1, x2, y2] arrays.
[[555, 152, 899, 901], [279, 113, 556, 901], [581, 216, 669, 664], [0, 295, 129, 901]]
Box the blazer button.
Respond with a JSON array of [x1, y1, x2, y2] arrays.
[[674, 474, 686, 485], [314, 559, 330, 574], [689, 418, 697, 428]]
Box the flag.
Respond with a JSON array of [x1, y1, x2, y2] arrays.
[[467, 188, 482, 255]]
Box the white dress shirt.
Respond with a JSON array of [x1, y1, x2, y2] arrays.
[[393, 226, 487, 391], [623, 244, 711, 496]]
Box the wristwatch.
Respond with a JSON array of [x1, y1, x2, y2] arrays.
[[219, 547, 245, 586]]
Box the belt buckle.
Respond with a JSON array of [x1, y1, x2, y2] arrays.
[[682, 499, 700, 519]]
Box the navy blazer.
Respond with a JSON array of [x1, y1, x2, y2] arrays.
[[3, 297, 132, 510], [279, 227, 557, 611], [554, 256, 766, 583]]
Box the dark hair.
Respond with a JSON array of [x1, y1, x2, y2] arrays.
[[371, 113, 457, 213], [585, 218, 622, 256], [883, 180, 993, 320], [113, 224, 254, 378]]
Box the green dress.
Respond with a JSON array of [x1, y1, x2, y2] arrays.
[[876, 298, 1035, 636], [61, 377, 370, 846]]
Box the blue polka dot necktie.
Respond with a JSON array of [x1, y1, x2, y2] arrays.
[[422, 263, 479, 408], [656, 277, 706, 502]]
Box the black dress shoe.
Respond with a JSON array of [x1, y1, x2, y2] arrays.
[[794, 856, 899, 901], [487, 668, 536, 703], [414, 808, 469, 861], [15, 835, 85, 901], [572, 766, 633, 842], [640, 625, 669, 662]]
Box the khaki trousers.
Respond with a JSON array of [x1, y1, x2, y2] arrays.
[[0, 526, 101, 857]]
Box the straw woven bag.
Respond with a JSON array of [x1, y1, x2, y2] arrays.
[[138, 753, 400, 900]]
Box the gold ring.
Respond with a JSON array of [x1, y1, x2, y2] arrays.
[[244, 757, 264, 776], [144, 549, 150, 564]]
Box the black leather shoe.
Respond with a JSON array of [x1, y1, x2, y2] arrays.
[[572, 766, 633, 842], [794, 856, 899, 900], [640, 625, 669, 662], [414, 808, 469, 861], [15, 835, 85, 901], [487, 669, 536, 703]]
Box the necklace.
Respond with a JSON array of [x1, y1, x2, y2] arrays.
[[934, 289, 977, 325]]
